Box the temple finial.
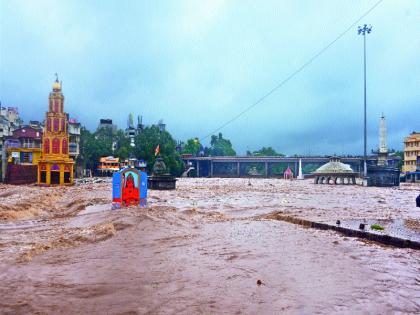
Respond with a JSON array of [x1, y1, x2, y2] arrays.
[[55, 73, 59, 82]]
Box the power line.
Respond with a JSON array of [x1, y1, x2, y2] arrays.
[[200, 0, 384, 141]]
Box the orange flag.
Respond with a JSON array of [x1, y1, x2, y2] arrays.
[[154, 144, 160, 156]]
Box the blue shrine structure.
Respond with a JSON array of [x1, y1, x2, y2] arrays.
[[112, 167, 147, 208]]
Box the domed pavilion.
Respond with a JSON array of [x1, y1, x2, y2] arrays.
[[313, 156, 357, 185]]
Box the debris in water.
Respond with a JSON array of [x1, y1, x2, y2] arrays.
[[370, 223, 384, 231]]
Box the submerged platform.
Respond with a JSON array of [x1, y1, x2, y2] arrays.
[[148, 175, 177, 190]]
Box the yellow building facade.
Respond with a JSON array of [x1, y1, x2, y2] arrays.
[[403, 131, 420, 173], [37, 79, 74, 185], [7, 147, 42, 165]]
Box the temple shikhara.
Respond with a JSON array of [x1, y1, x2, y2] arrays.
[[37, 77, 74, 185]]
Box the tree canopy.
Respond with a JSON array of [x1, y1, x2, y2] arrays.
[[249, 146, 284, 157], [79, 127, 237, 175], [181, 138, 201, 156], [208, 133, 236, 156], [80, 125, 184, 176], [133, 126, 184, 175], [80, 127, 115, 170]]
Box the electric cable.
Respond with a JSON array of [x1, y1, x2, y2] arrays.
[[200, 0, 384, 141]]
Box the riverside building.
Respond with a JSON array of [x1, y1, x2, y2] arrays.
[[403, 131, 420, 173]]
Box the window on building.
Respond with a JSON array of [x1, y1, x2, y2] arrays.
[[54, 118, 59, 132], [61, 119, 65, 132], [52, 138, 60, 154], [23, 152, 30, 163], [54, 99, 59, 112], [44, 138, 50, 154], [62, 139, 68, 154], [47, 118, 52, 132]]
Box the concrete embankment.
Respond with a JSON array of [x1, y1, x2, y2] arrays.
[[268, 213, 420, 250]]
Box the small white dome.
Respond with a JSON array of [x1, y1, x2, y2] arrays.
[[314, 157, 355, 174]]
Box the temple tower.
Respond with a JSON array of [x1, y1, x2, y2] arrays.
[[37, 76, 74, 185], [377, 114, 388, 166]]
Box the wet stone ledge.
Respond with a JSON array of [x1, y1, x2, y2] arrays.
[[270, 214, 420, 250]]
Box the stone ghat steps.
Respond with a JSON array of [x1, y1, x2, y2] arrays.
[[269, 214, 420, 250]]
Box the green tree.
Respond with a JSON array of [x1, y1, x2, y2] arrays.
[[208, 133, 236, 156], [80, 125, 184, 175], [182, 138, 201, 156], [134, 126, 184, 176], [80, 126, 131, 170], [114, 129, 132, 160], [80, 127, 113, 170], [252, 146, 284, 157]]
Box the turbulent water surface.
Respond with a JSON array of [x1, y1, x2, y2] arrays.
[[0, 178, 419, 314]]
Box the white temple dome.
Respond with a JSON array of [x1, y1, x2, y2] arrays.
[[314, 157, 355, 174]]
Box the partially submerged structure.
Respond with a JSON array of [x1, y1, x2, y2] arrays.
[[148, 157, 176, 190], [297, 158, 304, 179], [112, 167, 147, 208], [367, 115, 400, 187], [313, 156, 356, 185], [283, 166, 293, 179], [367, 165, 400, 187], [3, 126, 42, 184]]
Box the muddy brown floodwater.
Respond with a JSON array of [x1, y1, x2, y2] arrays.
[[0, 178, 419, 314]]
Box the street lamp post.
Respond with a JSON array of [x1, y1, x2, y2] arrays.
[[358, 24, 372, 180]]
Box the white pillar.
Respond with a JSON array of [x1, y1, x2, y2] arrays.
[[378, 114, 388, 166], [297, 158, 304, 180]]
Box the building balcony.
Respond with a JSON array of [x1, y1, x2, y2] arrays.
[[69, 143, 79, 154], [22, 143, 41, 148]]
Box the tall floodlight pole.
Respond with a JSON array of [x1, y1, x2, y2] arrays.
[[358, 24, 372, 179]]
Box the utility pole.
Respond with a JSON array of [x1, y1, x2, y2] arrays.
[[358, 24, 372, 180]]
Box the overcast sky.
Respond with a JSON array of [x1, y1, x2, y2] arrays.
[[1, 0, 419, 155]]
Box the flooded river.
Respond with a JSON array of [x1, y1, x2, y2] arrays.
[[0, 178, 419, 314]]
